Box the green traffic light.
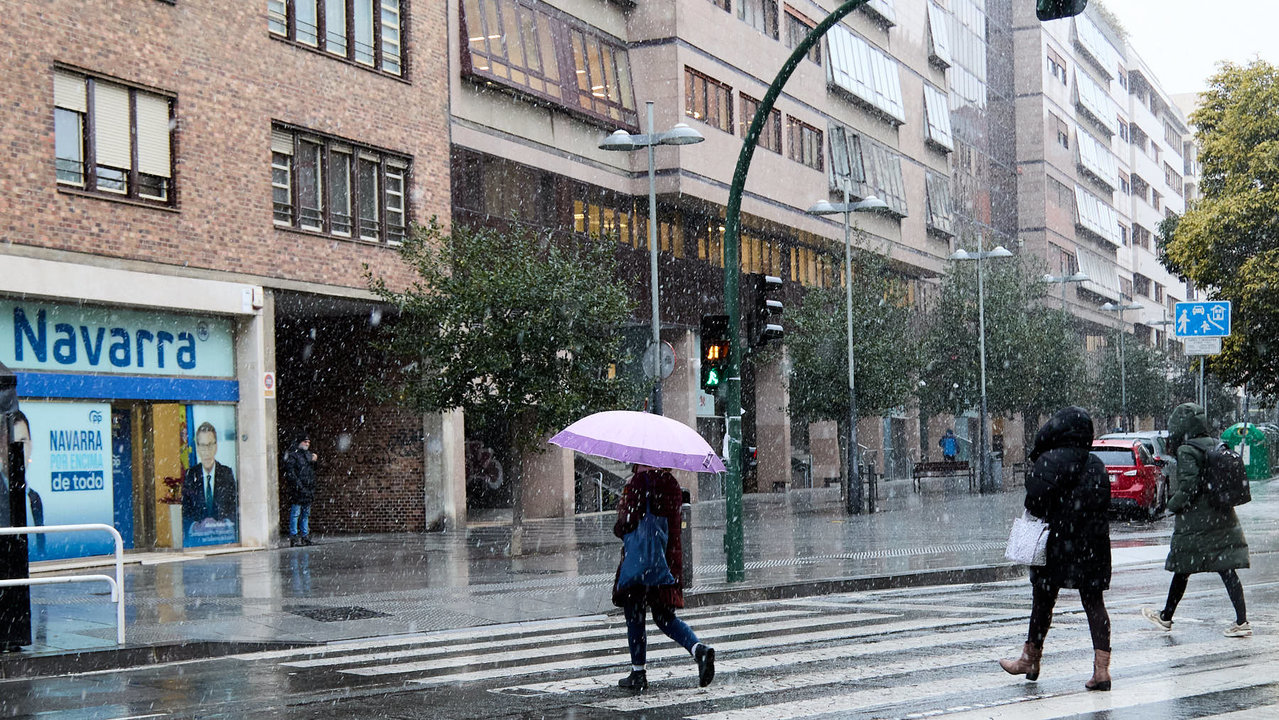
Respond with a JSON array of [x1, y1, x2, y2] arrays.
[[705, 367, 721, 388]]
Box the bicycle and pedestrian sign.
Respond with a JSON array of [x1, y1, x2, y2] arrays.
[[1174, 301, 1230, 355]]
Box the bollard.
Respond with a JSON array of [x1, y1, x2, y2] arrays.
[[680, 488, 692, 590]]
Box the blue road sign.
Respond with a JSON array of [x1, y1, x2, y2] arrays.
[[1174, 301, 1231, 338]]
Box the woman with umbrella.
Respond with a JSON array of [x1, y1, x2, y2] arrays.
[[612, 464, 715, 691]]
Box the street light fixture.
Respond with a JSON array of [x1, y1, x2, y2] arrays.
[[1041, 272, 1089, 307], [948, 238, 1013, 494], [1101, 299, 1144, 431], [807, 191, 890, 514], [600, 102, 705, 415]]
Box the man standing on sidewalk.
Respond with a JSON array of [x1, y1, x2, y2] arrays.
[[284, 434, 318, 547]]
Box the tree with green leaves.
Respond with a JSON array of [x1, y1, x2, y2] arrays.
[[1088, 336, 1171, 431], [786, 246, 921, 470], [367, 219, 643, 541], [1162, 60, 1279, 399]]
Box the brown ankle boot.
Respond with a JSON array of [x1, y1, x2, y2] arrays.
[[999, 642, 1042, 681], [1085, 649, 1111, 691]]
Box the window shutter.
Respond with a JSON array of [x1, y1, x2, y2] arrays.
[[54, 71, 87, 112], [271, 129, 294, 155], [93, 82, 132, 170], [135, 93, 172, 178]]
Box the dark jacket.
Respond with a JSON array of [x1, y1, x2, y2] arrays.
[[612, 469, 686, 609], [1025, 406, 1112, 592], [1164, 403, 1249, 574], [182, 462, 238, 525], [283, 446, 317, 505]]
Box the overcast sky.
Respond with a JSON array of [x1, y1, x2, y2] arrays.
[[1101, 0, 1279, 97]]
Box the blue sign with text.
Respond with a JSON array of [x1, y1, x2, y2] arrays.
[[1174, 301, 1231, 338]]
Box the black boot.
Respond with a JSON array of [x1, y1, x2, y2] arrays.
[[288, 535, 298, 547], [617, 669, 647, 691], [301, 535, 313, 546], [695, 644, 716, 687]]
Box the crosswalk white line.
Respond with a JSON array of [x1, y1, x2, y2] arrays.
[[687, 644, 1278, 720], [1201, 704, 1279, 720], [399, 613, 1020, 686], [495, 622, 1035, 696], [280, 608, 811, 669], [339, 611, 899, 676]]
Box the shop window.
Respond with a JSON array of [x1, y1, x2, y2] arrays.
[[787, 116, 823, 170], [269, 0, 403, 76], [789, 244, 831, 288], [460, 0, 636, 129], [272, 124, 410, 244], [740, 95, 781, 153], [742, 231, 782, 276], [54, 69, 174, 206]]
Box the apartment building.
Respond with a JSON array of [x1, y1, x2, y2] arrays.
[[1011, 2, 1194, 355], [1, 1, 452, 561]]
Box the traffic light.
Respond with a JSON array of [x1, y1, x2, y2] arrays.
[[752, 275, 784, 347], [1036, 0, 1087, 21], [700, 314, 729, 390]]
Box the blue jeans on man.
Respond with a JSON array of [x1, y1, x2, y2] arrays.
[[289, 503, 312, 546]]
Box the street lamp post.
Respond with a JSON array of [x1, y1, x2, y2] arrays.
[[1101, 298, 1143, 431], [807, 190, 889, 515], [1041, 272, 1089, 307], [601, 102, 705, 415], [948, 237, 1012, 494]]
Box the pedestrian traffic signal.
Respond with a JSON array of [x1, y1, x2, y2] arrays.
[[1036, 0, 1087, 21], [700, 314, 729, 390], [751, 275, 784, 347]]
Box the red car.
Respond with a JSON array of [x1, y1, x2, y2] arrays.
[[1091, 438, 1168, 520]]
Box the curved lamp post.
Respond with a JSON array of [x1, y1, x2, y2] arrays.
[[807, 193, 889, 514], [1101, 299, 1144, 431], [600, 103, 704, 415], [949, 239, 1012, 493], [1041, 272, 1089, 307]]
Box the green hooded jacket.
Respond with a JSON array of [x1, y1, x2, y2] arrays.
[[1164, 403, 1250, 574]]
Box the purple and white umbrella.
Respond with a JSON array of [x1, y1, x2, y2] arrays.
[[548, 410, 726, 474]]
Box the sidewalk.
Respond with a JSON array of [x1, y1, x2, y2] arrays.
[[0, 480, 1185, 677]]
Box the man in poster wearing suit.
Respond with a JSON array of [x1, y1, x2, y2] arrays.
[[182, 421, 237, 530]]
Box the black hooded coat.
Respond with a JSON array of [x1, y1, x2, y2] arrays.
[[1025, 406, 1112, 592]]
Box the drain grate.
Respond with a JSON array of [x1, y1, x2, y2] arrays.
[[284, 605, 391, 622]]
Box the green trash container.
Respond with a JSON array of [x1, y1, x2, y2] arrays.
[[1222, 423, 1270, 481]]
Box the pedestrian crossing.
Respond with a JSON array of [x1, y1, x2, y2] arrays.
[[237, 586, 1279, 719]]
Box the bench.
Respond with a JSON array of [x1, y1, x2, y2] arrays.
[[911, 460, 975, 494]]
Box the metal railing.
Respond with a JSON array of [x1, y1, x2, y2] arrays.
[[0, 523, 126, 644]]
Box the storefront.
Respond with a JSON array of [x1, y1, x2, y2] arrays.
[[1, 257, 271, 561]]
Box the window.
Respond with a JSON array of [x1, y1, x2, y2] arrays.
[[54, 69, 174, 205], [269, 0, 403, 76], [1133, 274, 1151, 298], [1074, 184, 1121, 245], [1047, 49, 1067, 85], [1132, 223, 1152, 250], [1119, 175, 1130, 195], [1117, 67, 1128, 90], [861, 0, 896, 26], [787, 116, 823, 170], [1131, 173, 1150, 202], [1130, 123, 1149, 153], [1151, 189, 1162, 212], [1119, 224, 1130, 246], [742, 231, 782, 275], [925, 171, 953, 237], [784, 7, 821, 65], [685, 67, 733, 133], [790, 243, 832, 288], [1075, 69, 1116, 135], [738, 0, 778, 39], [926, 2, 952, 69], [1075, 129, 1117, 190], [740, 95, 781, 153], [1163, 121, 1183, 152], [709, 0, 730, 10], [271, 125, 409, 244], [923, 84, 954, 151], [1164, 162, 1184, 196], [826, 23, 905, 123], [828, 122, 906, 216], [461, 0, 637, 129], [1154, 283, 1165, 304], [1117, 119, 1129, 143], [1050, 112, 1069, 150]]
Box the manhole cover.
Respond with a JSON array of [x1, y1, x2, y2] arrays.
[[284, 605, 391, 622]]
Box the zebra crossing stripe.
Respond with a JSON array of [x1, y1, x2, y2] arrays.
[[1199, 704, 1279, 720], [339, 612, 899, 675], [496, 623, 1032, 696], [687, 644, 1279, 720], [396, 613, 1020, 685], [281, 609, 812, 669]]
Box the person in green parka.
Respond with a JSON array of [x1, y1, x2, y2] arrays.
[[1141, 403, 1251, 637]]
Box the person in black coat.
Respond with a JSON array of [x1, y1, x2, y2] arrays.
[[283, 434, 318, 546], [1000, 406, 1113, 691]]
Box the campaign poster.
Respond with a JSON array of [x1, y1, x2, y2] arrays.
[[181, 404, 239, 547], [18, 400, 115, 561]]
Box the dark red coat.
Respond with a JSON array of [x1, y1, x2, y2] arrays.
[[611, 469, 685, 609]]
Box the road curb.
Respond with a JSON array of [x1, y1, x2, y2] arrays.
[[0, 640, 316, 680]]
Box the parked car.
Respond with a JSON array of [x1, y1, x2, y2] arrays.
[[1091, 438, 1168, 519], [1099, 430, 1177, 494]]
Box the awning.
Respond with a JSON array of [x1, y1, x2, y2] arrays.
[[1075, 247, 1122, 302]]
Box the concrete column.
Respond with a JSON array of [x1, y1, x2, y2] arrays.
[[664, 328, 699, 499], [235, 294, 272, 549], [810, 420, 840, 486], [523, 441, 575, 519], [755, 349, 791, 491], [424, 408, 466, 531]]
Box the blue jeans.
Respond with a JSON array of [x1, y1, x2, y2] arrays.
[[289, 504, 311, 536], [624, 599, 699, 666]]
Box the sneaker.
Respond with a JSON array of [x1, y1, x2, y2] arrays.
[[1141, 607, 1172, 631], [695, 644, 716, 687], [617, 670, 647, 691], [1225, 622, 1252, 638]]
